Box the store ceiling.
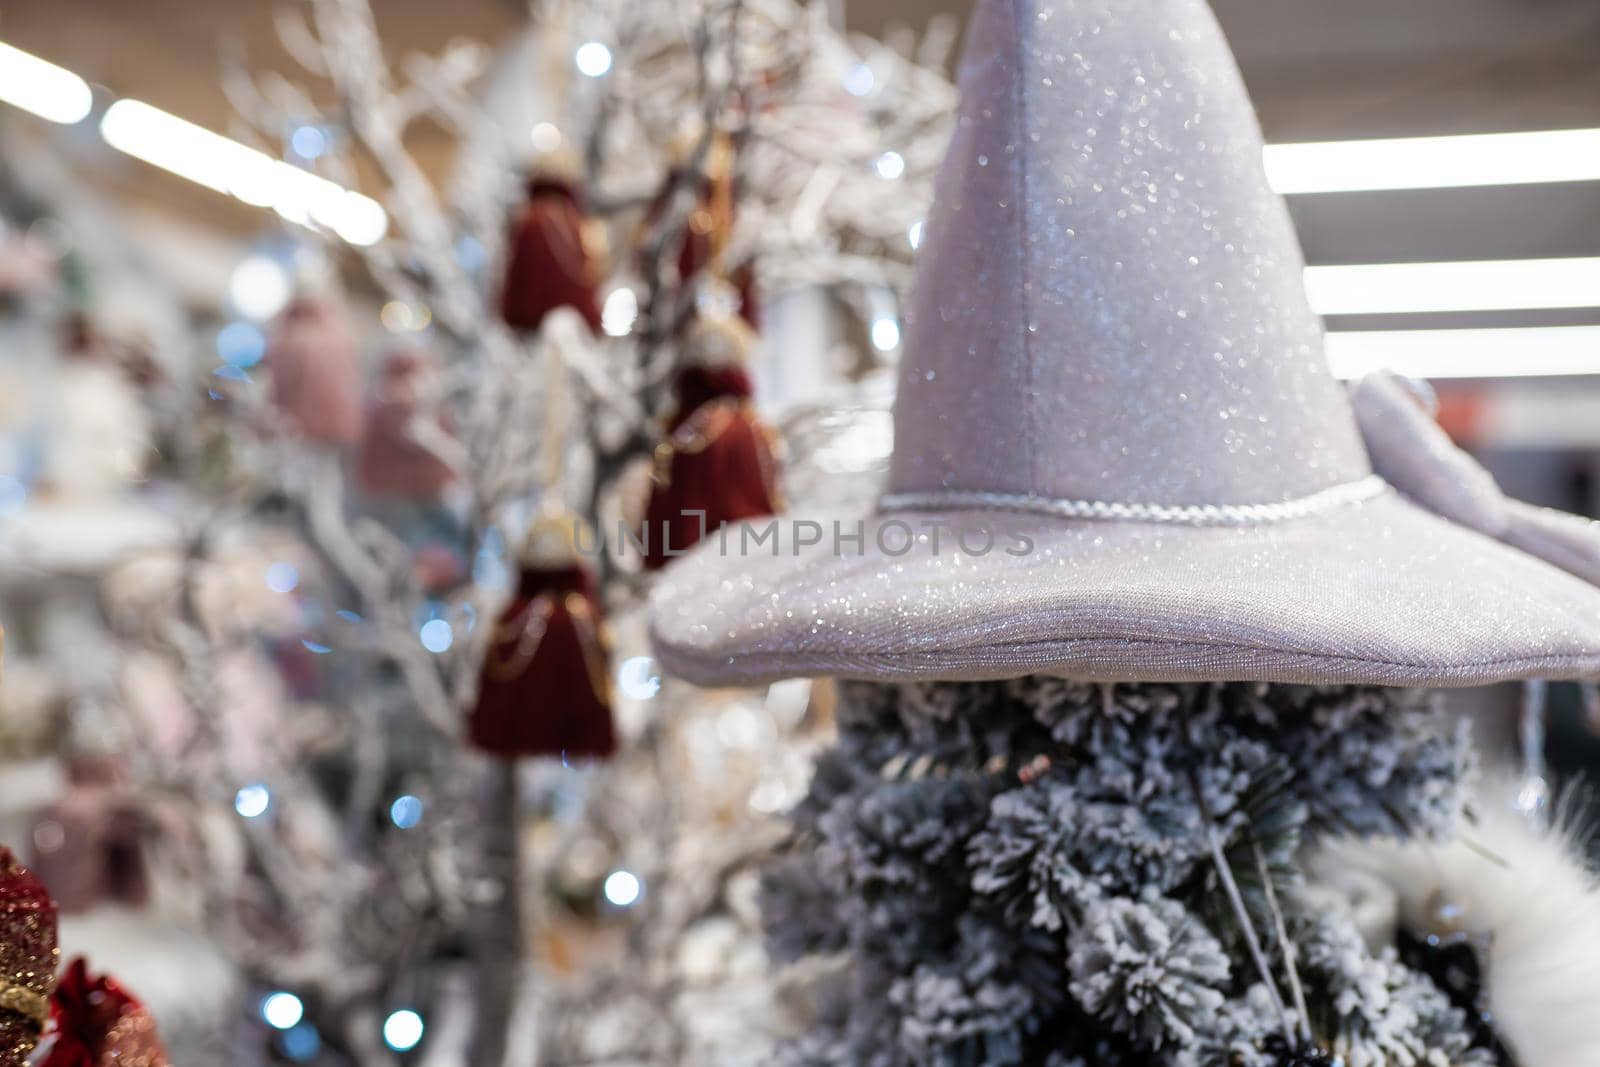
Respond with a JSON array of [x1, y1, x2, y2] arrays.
[[2, 0, 1597, 322]]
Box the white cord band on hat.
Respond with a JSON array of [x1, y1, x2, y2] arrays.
[[878, 474, 1389, 527]]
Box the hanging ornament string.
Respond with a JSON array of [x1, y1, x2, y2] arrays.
[[705, 132, 735, 279], [542, 316, 570, 511]]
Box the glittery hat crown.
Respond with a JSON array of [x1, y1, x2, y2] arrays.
[[887, 0, 1372, 512], [649, 0, 1600, 692]]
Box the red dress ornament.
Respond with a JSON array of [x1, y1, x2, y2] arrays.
[[648, 132, 759, 328], [0, 847, 57, 1066], [41, 959, 168, 1067], [355, 351, 457, 503], [498, 177, 604, 334], [642, 319, 781, 570], [469, 520, 616, 760], [265, 296, 365, 446]]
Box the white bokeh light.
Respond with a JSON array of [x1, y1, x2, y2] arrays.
[[843, 63, 875, 97], [870, 316, 901, 352], [419, 618, 453, 654], [603, 869, 642, 908], [235, 783, 272, 819], [575, 42, 613, 78], [601, 287, 639, 337], [229, 255, 292, 321], [262, 992, 305, 1031], [617, 656, 662, 700], [382, 1010, 424, 1052], [265, 561, 300, 593], [530, 122, 562, 153]]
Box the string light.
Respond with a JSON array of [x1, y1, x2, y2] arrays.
[[870, 316, 901, 352], [575, 42, 613, 78], [382, 1010, 424, 1052], [229, 255, 292, 321], [617, 656, 662, 700], [874, 150, 906, 180], [843, 63, 875, 96], [261, 992, 305, 1030], [418, 618, 453, 654], [389, 795, 424, 829], [290, 125, 329, 160], [529, 122, 562, 153], [380, 300, 431, 333], [217, 322, 266, 367], [603, 869, 642, 908], [234, 783, 272, 819], [279, 1024, 321, 1061], [602, 287, 639, 337], [265, 561, 300, 593]]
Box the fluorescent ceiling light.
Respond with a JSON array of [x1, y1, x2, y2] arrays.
[[101, 99, 387, 245], [1305, 257, 1600, 316], [0, 41, 93, 124], [1325, 325, 1600, 380], [1266, 128, 1600, 194]]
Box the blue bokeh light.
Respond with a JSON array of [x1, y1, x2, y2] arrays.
[[419, 618, 453, 654], [216, 322, 266, 367], [235, 783, 271, 819], [390, 795, 424, 829]]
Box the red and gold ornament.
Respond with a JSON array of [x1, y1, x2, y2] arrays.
[[0, 847, 56, 1066], [40, 958, 168, 1067], [647, 131, 758, 328], [641, 315, 781, 570], [468, 515, 617, 760], [498, 152, 605, 335]]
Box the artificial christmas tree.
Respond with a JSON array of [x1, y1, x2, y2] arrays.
[[57, 0, 950, 1058], [652, 0, 1600, 1063]]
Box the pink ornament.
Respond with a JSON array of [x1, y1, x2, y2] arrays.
[[412, 542, 466, 593], [265, 296, 364, 446], [355, 351, 457, 502], [26, 759, 147, 916]]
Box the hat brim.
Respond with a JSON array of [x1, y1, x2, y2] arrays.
[[649, 491, 1600, 688]]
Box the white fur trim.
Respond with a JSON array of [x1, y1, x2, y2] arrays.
[[1317, 790, 1600, 1067]]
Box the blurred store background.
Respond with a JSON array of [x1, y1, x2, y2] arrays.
[[0, 0, 1597, 1063]]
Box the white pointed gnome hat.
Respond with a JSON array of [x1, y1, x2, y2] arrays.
[[649, 0, 1600, 688]]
